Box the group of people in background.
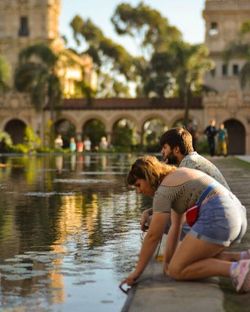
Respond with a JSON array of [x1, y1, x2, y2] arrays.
[[54, 134, 109, 153], [204, 119, 228, 157]]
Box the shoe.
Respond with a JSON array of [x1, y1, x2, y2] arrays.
[[241, 249, 250, 260], [231, 260, 250, 293]]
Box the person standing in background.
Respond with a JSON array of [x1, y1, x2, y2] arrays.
[[69, 137, 76, 153], [204, 119, 218, 156], [54, 134, 63, 149], [99, 136, 108, 150], [84, 137, 92, 152], [217, 123, 228, 157]]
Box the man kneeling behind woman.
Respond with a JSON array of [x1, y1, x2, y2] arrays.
[[121, 156, 250, 293]]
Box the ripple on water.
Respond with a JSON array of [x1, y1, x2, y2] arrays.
[[0, 251, 66, 282], [24, 191, 76, 197], [80, 171, 126, 175], [54, 178, 115, 184]]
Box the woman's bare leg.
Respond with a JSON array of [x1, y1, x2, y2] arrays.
[[216, 250, 241, 261], [167, 233, 231, 280]]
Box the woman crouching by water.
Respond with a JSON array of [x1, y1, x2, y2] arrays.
[[120, 155, 250, 293]]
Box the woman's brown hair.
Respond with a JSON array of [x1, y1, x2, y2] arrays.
[[127, 155, 176, 190]]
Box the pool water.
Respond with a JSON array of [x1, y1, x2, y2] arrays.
[[0, 153, 143, 312]]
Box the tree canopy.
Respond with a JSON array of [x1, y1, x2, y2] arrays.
[[68, 1, 211, 105], [14, 43, 61, 111], [70, 15, 135, 97], [111, 2, 182, 57]]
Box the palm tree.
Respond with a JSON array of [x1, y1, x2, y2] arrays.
[[14, 43, 62, 146], [172, 42, 213, 126], [0, 55, 10, 94], [15, 43, 61, 112]]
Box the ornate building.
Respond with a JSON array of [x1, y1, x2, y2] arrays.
[[0, 0, 62, 82], [0, 0, 249, 154], [0, 0, 95, 143], [203, 0, 250, 154]]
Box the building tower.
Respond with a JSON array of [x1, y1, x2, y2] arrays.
[[0, 0, 61, 81], [203, 0, 250, 154], [203, 0, 250, 92]]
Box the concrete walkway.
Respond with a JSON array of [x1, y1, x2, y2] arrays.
[[121, 156, 250, 312]]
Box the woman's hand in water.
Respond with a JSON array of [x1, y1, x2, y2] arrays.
[[120, 270, 140, 287]]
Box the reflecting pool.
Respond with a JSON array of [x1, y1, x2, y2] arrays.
[[0, 153, 143, 312]]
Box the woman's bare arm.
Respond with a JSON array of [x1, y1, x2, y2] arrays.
[[121, 212, 170, 286], [164, 210, 185, 272]]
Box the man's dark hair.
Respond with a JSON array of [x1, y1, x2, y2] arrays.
[[159, 127, 194, 155]]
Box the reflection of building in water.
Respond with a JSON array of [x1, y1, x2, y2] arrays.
[[84, 155, 91, 168], [47, 194, 84, 304], [55, 155, 63, 173], [100, 154, 107, 169], [49, 244, 66, 304], [70, 154, 76, 171], [84, 194, 99, 245]]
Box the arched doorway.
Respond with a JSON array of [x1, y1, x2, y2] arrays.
[[224, 119, 245, 155], [82, 119, 106, 150], [4, 119, 26, 144], [142, 118, 167, 152], [112, 118, 138, 151], [54, 119, 76, 148]]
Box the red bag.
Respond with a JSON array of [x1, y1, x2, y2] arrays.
[[186, 205, 199, 226]]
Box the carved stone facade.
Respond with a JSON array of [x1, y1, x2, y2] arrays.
[[0, 0, 62, 82], [203, 0, 250, 154]]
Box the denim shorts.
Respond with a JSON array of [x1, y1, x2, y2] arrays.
[[189, 192, 247, 246]]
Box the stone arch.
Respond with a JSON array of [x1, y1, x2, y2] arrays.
[[142, 116, 168, 148], [80, 111, 108, 128], [54, 114, 78, 129], [112, 117, 139, 149], [224, 119, 246, 155], [141, 113, 168, 127], [169, 114, 186, 128], [4, 118, 27, 144], [82, 118, 107, 149], [54, 118, 77, 148], [110, 113, 139, 130]]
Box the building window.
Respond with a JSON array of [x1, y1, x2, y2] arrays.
[[18, 16, 29, 37], [209, 22, 219, 36], [233, 64, 239, 75], [222, 64, 228, 76], [210, 68, 216, 77]]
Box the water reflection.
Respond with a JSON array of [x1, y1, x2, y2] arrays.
[[0, 154, 142, 311]]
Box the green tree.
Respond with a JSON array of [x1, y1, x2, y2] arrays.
[[0, 55, 10, 93], [70, 15, 134, 97], [111, 2, 181, 57], [14, 43, 62, 146], [142, 51, 175, 97], [111, 2, 183, 97], [14, 43, 62, 113], [172, 42, 212, 125]]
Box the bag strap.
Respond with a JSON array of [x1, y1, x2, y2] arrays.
[[196, 182, 217, 206]]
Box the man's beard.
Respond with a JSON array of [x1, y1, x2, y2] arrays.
[[163, 152, 179, 165]]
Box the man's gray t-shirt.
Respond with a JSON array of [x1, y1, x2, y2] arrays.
[[179, 152, 230, 190]]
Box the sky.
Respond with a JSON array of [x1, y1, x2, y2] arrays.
[[60, 0, 206, 55]]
